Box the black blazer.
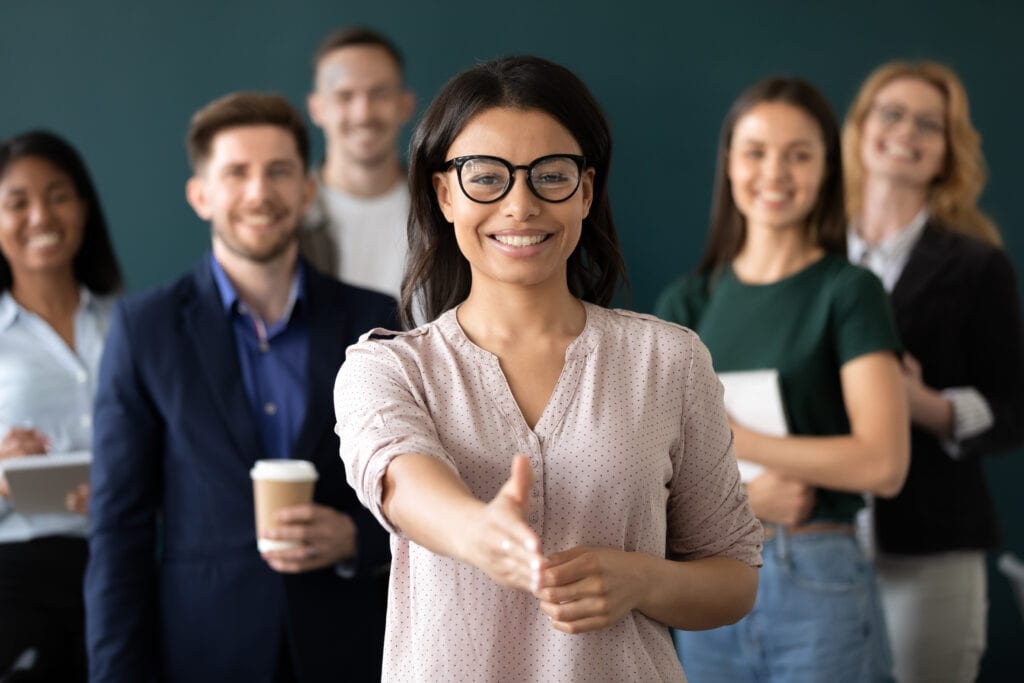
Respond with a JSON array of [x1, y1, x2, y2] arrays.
[[874, 223, 1024, 554], [85, 256, 398, 683]]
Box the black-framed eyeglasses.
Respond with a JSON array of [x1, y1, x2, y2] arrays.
[[870, 104, 946, 137], [442, 154, 586, 204]]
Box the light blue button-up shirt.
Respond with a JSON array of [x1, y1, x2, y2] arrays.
[[0, 288, 114, 542]]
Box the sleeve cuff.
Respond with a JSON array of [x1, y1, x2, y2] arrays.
[[939, 387, 995, 459]]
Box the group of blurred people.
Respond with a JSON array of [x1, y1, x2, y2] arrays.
[[0, 23, 1021, 683]]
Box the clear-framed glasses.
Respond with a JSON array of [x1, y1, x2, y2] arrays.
[[870, 104, 946, 137], [442, 154, 586, 204]]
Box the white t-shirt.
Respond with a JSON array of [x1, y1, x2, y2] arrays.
[[316, 179, 409, 299]]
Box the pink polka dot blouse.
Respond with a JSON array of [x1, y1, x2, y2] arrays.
[[335, 302, 763, 682]]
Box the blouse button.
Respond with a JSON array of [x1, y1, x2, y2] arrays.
[[264, 402, 277, 416]]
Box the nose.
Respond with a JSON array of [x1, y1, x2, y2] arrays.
[[27, 198, 53, 228], [500, 170, 541, 221], [764, 151, 789, 181], [348, 94, 373, 123], [244, 173, 270, 202]]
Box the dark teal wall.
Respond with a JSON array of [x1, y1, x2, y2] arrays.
[[3, 0, 1022, 676]]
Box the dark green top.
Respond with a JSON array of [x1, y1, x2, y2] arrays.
[[654, 254, 900, 522]]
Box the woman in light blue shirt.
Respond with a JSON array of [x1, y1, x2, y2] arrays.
[[0, 130, 122, 682]]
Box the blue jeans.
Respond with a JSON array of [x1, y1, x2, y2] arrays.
[[674, 529, 894, 682]]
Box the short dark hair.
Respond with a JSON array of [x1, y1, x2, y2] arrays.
[[0, 130, 123, 295], [186, 92, 310, 172], [312, 26, 404, 78], [698, 77, 846, 274], [402, 55, 627, 328]]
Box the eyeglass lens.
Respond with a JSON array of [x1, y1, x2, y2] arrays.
[[458, 156, 581, 202], [873, 104, 945, 136]]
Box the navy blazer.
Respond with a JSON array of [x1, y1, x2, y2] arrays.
[[85, 256, 397, 683], [874, 223, 1024, 554]]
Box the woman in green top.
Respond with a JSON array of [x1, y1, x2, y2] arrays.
[[656, 77, 909, 682]]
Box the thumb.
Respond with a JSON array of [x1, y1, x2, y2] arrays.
[[499, 454, 533, 507]]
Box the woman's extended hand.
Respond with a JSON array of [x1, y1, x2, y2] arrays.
[[461, 454, 545, 592], [535, 546, 645, 634]]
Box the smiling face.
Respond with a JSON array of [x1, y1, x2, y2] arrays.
[[860, 77, 947, 189], [728, 101, 827, 236], [308, 45, 414, 168], [432, 107, 594, 294], [186, 125, 314, 265], [0, 156, 87, 282]]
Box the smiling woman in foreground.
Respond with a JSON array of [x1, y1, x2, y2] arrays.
[[334, 55, 762, 681]]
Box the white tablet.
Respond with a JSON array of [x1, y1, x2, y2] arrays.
[[0, 451, 91, 515]]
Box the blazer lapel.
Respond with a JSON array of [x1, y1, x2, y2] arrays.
[[290, 271, 347, 464], [182, 258, 266, 464], [891, 223, 956, 313]]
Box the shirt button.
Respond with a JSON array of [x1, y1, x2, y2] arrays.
[[259, 340, 270, 353], [81, 414, 92, 427], [531, 488, 539, 498], [75, 370, 87, 384], [263, 402, 277, 416], [529, 514, 538, 524]]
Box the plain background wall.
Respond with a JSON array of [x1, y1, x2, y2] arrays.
[[3, 0, 1022, 676]]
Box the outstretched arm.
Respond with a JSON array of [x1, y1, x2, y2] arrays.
[[383, 453, 544, 592]]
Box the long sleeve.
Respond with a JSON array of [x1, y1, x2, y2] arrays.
[[84, 300, 163, 682], [955, 247, 1024, 459]]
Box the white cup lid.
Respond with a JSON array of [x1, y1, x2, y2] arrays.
[[250, 459, 318, 481]]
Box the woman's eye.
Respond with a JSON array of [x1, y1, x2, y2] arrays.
[[743, 149, 764, 159], [466, 173, 503, 186], [535, 173, 570, 185]]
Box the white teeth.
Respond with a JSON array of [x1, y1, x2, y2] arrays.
[[26, 233, 60, 248], [887, 143, 917, 160], [493, 234, 547, 247], [760, 191, 789, 202], [241, 214, 274, 225]]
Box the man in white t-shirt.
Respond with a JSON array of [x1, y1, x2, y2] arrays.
[[302, 27, 415, 300]]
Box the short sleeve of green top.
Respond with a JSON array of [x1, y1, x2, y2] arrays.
[[654, 254, 901, 522]]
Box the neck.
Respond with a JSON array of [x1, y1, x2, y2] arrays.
[[322, 147, 403, 198], [457, 278, 585, 347], [10, 268, 81, 320], [212, 241, 298, 324], [732, 224, 823, 284], [858, 176, 928, 245]]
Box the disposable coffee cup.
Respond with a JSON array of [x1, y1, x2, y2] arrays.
[[250, 459, 318, 552]]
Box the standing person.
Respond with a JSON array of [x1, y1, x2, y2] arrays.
[[656, 77, 910, 682], [302, 26, 416, 300], [334, 55, 763, 682], [0, 130, 122, 682], [844, 61, 1024, 683], [84, 93, 396, 683]]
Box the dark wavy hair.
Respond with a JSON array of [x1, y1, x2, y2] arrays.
[[401, 55, 627, 327], [0, 130, 123, 294], [698, 77, 846, 274]]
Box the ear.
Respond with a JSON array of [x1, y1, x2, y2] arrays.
[[185, 176, 212, 221], [307, 91, 324, 127], [579, 167, 596, 219], [398, 89, 416, 125], [301, 174, 317, 214], [433, 171, 455, 223]]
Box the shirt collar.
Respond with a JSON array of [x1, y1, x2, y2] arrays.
[[848, 208, 929, 264], [209, 253, 305, 322], [0, 285, 95, 332], [0, 291, 16, 331]]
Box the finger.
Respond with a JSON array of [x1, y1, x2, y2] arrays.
[[263, 524, 313, 543], [548, 614, 610, 635], [499, 454, 533, 507], [539, 592, 611, 622], [274, 504, 316, 524], [539, 551, 596, 588]]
